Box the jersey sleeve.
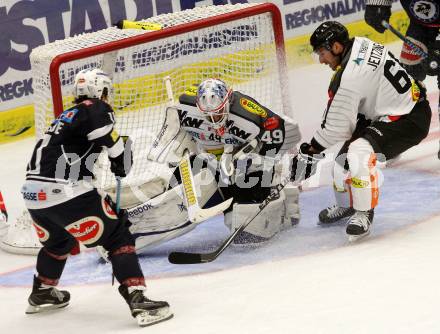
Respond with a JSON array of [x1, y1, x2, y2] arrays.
[[311, 85, 359, 151], [84, 100, 124, 158]]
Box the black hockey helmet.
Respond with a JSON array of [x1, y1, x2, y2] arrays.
[[310, 21, 349, 52]]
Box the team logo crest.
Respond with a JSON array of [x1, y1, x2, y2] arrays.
[[33, 222, 50, 242], [66, 217, 104, 245], [263, 117, 280, 130], [410, 0, 439, 24]]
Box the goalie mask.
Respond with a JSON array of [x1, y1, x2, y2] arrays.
[[196, 79, 232, 132], [73, 68, 113, 102]]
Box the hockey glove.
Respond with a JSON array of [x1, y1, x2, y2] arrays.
[[110, 136, 133, 178], [290, 143, 325, 182], [364, 5, 391, 33]]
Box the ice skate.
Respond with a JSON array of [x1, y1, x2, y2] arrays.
[[26, 276, 70, 314], [346, 209, 374, 242], [318, 205, 355, 225], [119, 285, 173, 327]]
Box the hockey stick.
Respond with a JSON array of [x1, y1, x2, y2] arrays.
[[168, 175, 291, 264], [115, 177, 122, 214], [381, 21, 428, 58], [163, 76, 232, 223], [178, 150, 233, 223], [381, 21, 440, 159]]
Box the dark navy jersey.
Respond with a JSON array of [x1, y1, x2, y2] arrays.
[[26, 98, 124, 183]]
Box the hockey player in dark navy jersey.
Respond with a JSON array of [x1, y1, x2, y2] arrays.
[[22, 68, 172, 327]]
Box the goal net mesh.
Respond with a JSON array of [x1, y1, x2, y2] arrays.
[[30, 2, 289, 191]]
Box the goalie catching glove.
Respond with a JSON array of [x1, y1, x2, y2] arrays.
[[290, 143, 325, 182]]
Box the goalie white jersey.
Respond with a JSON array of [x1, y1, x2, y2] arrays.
[[313, 36, 423, 150]]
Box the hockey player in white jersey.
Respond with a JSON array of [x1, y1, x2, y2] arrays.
[[133, 78, 301, 248], [290, 21, 431, 240], [22, 68, 172, 326]]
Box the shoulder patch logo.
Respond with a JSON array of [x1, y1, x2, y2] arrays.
[[60, 108, 79, 123], [410, 0, 439, 24], [240, 98, 267, 118]]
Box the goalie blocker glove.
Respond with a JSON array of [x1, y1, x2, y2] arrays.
[[290, 143, 325, 182], [364, 0, 392, 33], [110, 136, 133, 178]]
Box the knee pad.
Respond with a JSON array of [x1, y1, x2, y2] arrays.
[[347, 138, 379, 211]]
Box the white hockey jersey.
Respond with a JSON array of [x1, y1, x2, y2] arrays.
[[313, 37, 422, 150]]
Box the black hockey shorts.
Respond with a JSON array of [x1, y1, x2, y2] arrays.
[[28, 189, 134, 255], [362, 99, 431, 161]]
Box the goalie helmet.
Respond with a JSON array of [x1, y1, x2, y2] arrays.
[[196, 78, 232, 130], [73, 68, 113, 101], [310, 21, 349, 52]]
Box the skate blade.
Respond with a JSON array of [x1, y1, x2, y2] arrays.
[[348, 230, 370, 243], [317, 217, 350, 227], [25, 302, 69, 314], [135, 307, 173, 327]]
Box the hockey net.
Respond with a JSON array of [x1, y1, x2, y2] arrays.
[[2, 3, 292, 254]]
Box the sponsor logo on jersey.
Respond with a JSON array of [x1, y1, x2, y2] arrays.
[[37, 190, 46, 201], [128, 203, 154, 218], [410, 0, 439, 24], [401, 38, 427, 64], [353, 40, 369, 65], [225, 120, 252, 140], [351, 177, 370, 189], [411, 81, 421, 101], [263, 117, 280, 130], [179, 159, 196, 206], [102, 198, 118, 219], [60, 108, 79, 123], [184, 86, 198, 96], [178, 110, 204, 129], [66, 217, 104, 245], [240, 98, 267, 118], [33, 222, 50, 242], [22, 192, 38, 201], [52, 188, 62, 194]]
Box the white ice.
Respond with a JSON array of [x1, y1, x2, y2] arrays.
[[0, 42, 440, 334]]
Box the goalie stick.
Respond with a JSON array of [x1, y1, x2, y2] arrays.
[[168, 175, 292, 264], [381, 20, 440, 159]]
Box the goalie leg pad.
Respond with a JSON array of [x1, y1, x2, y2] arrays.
[[127, 169, 218, 252], [225, 190, 291, 244], [283, 184, 300, 226], [105, 176, 168, 209]]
